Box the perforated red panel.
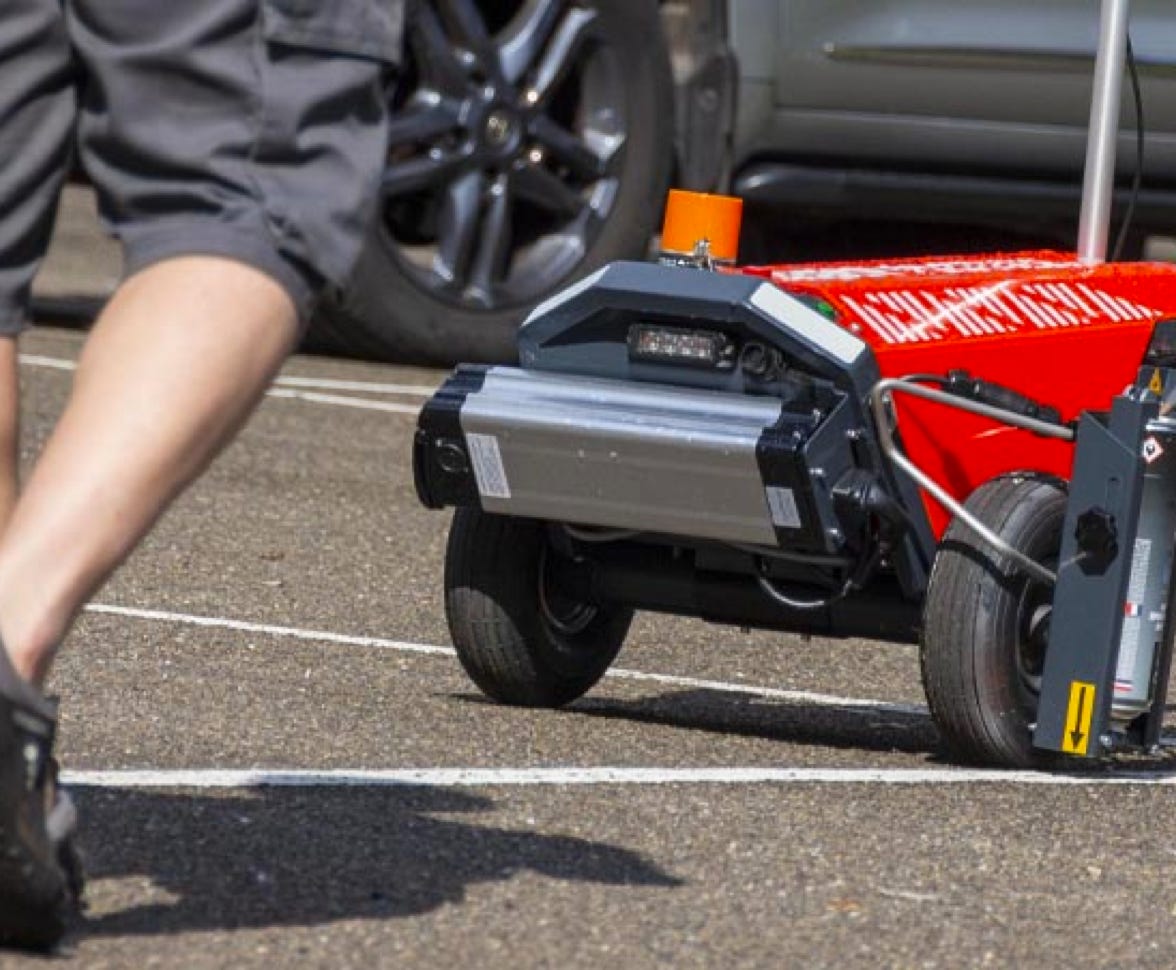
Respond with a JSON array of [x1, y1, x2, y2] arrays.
[[738, 252, 1176, 534]]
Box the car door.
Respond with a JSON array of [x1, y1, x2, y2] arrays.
[[738, 0, 1176, 180]]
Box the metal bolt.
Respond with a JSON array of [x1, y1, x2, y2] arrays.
[[697, 88, 719, 112], [485, 110, 515, 146]]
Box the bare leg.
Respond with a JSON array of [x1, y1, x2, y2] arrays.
[[0, 256, 300, 684], [0, 339, 18, 535]]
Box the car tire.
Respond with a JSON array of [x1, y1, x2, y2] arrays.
[[311, 0, 675, 366], [919, 475, 1069, 770], [445, 507, 633, 707]]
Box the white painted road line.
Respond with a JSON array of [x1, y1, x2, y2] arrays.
[[610, 667, 926, 717], [84, 602, 927, 717], [19, 353, 76, 372], [274, 375, 438, 397], [264, 387, 421, 414], [85, 603, 454, 656], [19, 353, 435, 413], [61, 765, 1176, 789]]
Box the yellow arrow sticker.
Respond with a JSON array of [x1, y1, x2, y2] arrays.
[[1150, 368, 1165, 396], [1061, 681, 1096, 755]]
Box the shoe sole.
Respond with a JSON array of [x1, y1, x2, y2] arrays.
[[0, 826, 83, 952], [0, 890, 70, 952]]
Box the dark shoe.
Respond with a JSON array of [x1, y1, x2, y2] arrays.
[[0, 684, 83, 951]]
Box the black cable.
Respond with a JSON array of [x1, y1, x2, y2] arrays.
[[898, 373, 948, 387], [753, 537, 886, 613], [1111, 33, 1144, 261], [756, 569, 853, 612]]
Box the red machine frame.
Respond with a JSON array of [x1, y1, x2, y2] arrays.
[[740, 252, 1176, 534]]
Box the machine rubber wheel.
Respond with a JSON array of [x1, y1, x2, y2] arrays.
[[311, 0, 675, 365], [444, 507, 633, 706], [920, 475, 1068, 769]]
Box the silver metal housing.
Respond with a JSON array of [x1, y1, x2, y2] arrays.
[[459, 367, 785, 545]]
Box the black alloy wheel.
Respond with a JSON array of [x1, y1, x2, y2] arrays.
[[312, 0, 675, 364]]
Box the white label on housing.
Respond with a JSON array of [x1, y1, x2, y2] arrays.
[[1115, 536, 1153, 688], [750, 283, 867, 365], [766, 486, 802, 529], [467, 433, 511, 500]]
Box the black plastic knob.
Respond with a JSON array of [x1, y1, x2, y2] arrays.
[[1075, 507, 1118, 569]]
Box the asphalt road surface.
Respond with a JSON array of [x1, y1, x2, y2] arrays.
[[4, 198, 1176, 969]]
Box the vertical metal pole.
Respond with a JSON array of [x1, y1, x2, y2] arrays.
[[1077, 0, 1132, 263]]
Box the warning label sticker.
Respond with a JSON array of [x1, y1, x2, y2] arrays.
[[467, 433, 511, 500], [1061, 681, 1096, 756], [1143, 436, 1165, 464], [766, 486, 802, 529]]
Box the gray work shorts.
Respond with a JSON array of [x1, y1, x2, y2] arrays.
[[0, 0, 405, 332]]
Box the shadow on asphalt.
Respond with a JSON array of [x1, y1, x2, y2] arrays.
[[456, 689, 941, 758], [73, 786, 680, 939], [508, 691, 1176, 775]]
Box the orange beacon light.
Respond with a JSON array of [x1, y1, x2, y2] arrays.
[[659, 189, 743, 268]]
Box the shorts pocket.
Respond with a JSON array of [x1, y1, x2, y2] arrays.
[[261, 0, 406, 64]]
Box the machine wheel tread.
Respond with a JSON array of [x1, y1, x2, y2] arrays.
[[444, 508, 631, 706], [920, 475, 1068, 769]]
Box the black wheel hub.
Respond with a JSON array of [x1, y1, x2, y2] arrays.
[[1016, 556, 1059, 702], [382, 0, 625, 311], [478, 102, 524, 157], [538, 544, 599, 636]]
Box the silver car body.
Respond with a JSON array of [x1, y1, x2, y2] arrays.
[[699, 0, 1176, 232]]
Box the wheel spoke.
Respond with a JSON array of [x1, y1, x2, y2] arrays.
[[386, 92, 462, 150], [433, 171, 486, 288], [373, 2, 633, 317], [436, 0, 504, 85], [528, 7, 598, 106], [467, 175, 513, 302], [498, 0, 567, 85], [410, 3, 469, 95], [511, 162, 584, 219], [382, 150, 470, 197], [529, 115, 607, 180]]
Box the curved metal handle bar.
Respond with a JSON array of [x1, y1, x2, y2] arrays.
[[869, 377, 1076, 586]]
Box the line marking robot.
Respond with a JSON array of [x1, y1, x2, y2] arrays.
[[413, 0, 1176, 768]]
